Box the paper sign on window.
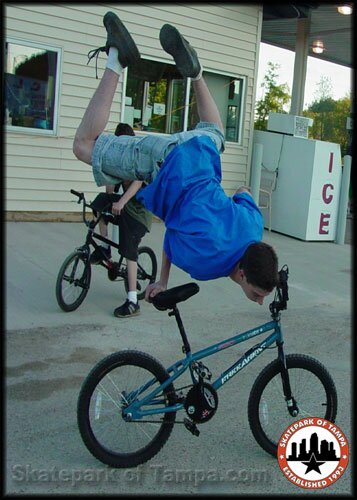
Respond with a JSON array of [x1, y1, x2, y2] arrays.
[[153, 103, 166, 116]]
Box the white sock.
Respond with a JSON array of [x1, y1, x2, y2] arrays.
[[128, 291, 137, 304], [191, 66, 203, 82], [106, 47, 123, 75]]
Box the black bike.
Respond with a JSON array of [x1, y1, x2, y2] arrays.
[[56, 189, 157, 312]]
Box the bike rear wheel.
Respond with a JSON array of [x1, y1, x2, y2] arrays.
[[77, 350, 176, 468], [56, 250, 91, 311], [124, 246, 157, 300], [248, 354, 337, 457]]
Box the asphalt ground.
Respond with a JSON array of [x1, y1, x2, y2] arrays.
[[4, 218, 353, 495]]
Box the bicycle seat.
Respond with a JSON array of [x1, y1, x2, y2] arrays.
[[152, 283, 200, 311]]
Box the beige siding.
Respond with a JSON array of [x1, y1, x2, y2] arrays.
[[5, 3, 262, 213]]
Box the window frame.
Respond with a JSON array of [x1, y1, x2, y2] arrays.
[[5, 37, 62, 136], [121, 59, 246, 145]]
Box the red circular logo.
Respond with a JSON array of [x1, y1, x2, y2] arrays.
[[277, 417, 349, 489]]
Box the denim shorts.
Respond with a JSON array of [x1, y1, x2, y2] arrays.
[[91, 122, 225, 187]]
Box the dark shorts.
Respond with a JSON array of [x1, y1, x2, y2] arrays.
[[90, 193, 147, 261]]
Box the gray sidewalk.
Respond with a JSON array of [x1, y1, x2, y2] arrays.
[[5, 220, 352, 495]]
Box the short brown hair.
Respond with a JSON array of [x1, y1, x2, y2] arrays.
[[239, 242, 278, 291], [115, 123, 135, 136]]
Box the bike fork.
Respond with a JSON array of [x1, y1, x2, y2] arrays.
[[277, 342, 299, 417]]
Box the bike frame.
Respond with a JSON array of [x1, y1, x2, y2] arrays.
[[79, 223, 125, 271], [123, 315, 288, 420]]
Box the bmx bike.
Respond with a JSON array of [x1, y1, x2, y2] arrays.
[[77, 265, 338, 467], [56, 189, 157, 312]]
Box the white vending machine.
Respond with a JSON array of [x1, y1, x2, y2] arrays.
[[253, 114, 343, 241]]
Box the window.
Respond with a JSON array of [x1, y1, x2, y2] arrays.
[[4, 39, 61, 134], [124, 59, 244, 142]]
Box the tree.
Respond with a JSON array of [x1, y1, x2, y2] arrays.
[[304, 97, 336, 141], [254, 62, 291, 130], [303, 75, 351, 154], [311, 75, 333, 103], [303, 94, 351, 156]]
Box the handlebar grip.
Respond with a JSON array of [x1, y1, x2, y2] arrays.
[[70, 189, 83, 198]]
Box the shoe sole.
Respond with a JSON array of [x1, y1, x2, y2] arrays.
[[103, 11, 140, 68], [159, 24, 199, 78], [114, 310, 140, 318]]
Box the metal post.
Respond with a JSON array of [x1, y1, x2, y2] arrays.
[[250, 143, 263, 205], [335, 155, 352, 244], [289, 16, 310, 116]]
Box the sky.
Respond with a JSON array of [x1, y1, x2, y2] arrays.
[[257, 43, 352, 109]]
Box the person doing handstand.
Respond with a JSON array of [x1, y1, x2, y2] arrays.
[[73, 11, 279, 305]]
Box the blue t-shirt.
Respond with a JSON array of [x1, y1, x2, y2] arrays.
[[137, 136, 263, 281]]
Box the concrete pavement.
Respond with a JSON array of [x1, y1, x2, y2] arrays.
[[5, 220, 352, 495]]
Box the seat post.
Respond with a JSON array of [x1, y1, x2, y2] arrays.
[[169, 306, 191, 354]]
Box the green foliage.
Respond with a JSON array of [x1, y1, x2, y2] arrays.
[[254, 62, 291, 130], [254, 63, 351, 156], [303, 95, 351, 156]]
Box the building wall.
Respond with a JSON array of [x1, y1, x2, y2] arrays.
[[5, 3, 262, 215]]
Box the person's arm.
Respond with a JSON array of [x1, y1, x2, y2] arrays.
[[111, 180, 143, 215], [106, 185, 115, 194], [145, 249, 171, 301]]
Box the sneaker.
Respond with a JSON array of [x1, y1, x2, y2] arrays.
[[90, 246, 111, 265], [103, 11, 140, 68], [114, 299, 140, 318], [87, 12, 140, 77], [159, 24, 201, 79]]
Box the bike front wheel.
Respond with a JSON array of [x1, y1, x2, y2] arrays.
[[124, 246, 158, 300], [248, 354, 337, 457], [56, 250, 91, 311], [77, 350, 176, 468]]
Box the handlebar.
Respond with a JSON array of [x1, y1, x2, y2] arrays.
[[269, 265, 289, 317], [70, 190, 116, 225], [70, 189, 84, 202]]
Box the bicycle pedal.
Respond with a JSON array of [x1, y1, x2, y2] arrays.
[[184, 418, 200, 437]]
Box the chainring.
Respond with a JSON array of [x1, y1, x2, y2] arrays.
[[184, 383, 218, 423]]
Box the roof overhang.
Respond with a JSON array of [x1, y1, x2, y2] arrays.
[[261, 3, 353, 68]]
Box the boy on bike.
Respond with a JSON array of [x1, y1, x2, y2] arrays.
[[90, 123, 153, 317], [73, 12, 279, 306]]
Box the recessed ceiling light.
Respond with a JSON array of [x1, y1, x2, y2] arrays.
[[312, 40, 324, 54], [337, 5, 353, 15]]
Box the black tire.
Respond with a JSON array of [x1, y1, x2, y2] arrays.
[[55, 251, 91, 312], [124, 246, 157, 300], [77, 350, 176, 468], [248, 354, 337, 457]]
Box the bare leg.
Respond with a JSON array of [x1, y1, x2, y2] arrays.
[[98, 219, 108, 238], [126, 259, 138, 292], [73, 11, 140, 164], [73, 69, 119, 165], [114, 258, 140, 317], [191, 78, 223, 132], [159, 24, 223, 133]]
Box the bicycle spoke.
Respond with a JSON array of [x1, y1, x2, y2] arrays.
[[56, 251, 91, 311], [85, 361, 174, 456], [257, 366, 332, 446]]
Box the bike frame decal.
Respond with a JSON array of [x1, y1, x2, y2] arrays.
[[124, 320, 282, 419]]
